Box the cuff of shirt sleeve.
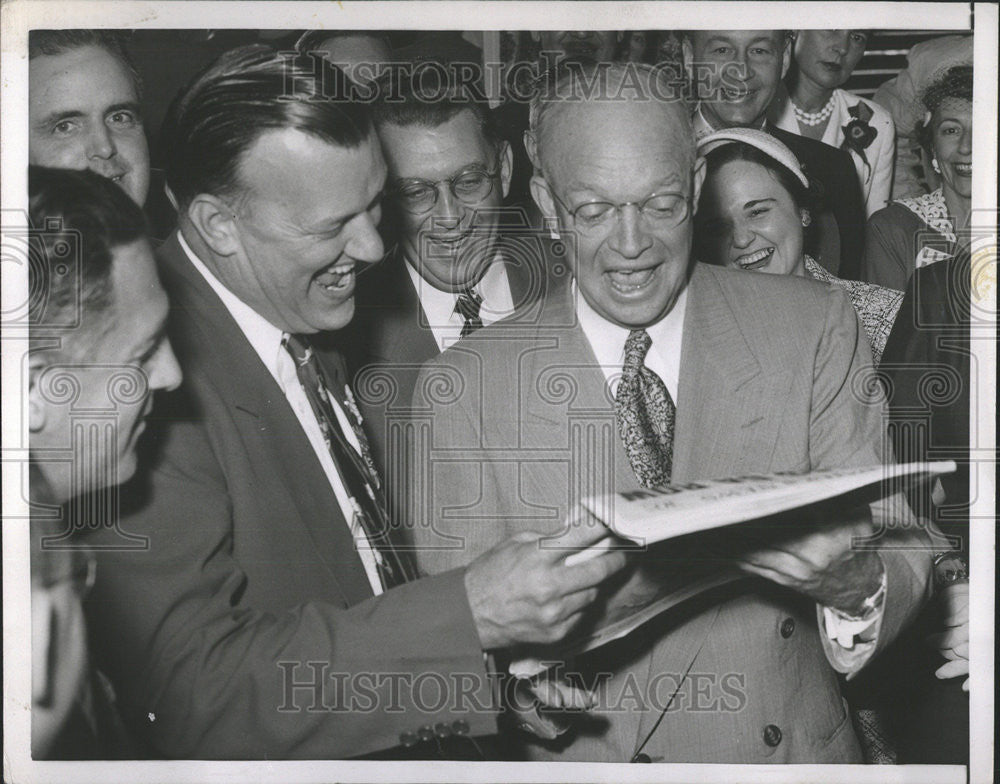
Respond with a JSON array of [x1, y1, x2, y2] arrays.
[[818, 561, 888, 674]]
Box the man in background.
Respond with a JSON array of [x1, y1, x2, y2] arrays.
[[28, 166, 182, 758], [29, 30, 176, 238], [347, 73, 565, 491]]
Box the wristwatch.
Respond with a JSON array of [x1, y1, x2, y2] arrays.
[[932, 551, 969, 589]]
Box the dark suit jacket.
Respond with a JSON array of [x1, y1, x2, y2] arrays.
[[81, 233, 496, 759], [770, 126, 867, 279], [410, 264, 934, 762], [345, 235, 570, 527]]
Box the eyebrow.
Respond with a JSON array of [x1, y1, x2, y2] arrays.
[[35, 101, 142, 129], [743, 198, 776, 209]]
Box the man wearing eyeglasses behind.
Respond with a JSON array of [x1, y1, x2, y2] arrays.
[[348, 73, 565, 486], [409, 62, 936, 763]]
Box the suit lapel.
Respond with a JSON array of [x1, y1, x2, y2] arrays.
[[159, 235, 374, 605], [673, 265, 778, 481]]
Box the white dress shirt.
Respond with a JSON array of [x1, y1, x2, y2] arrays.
[[573, 279, 883, 670], [179, 232, 384, 595], [404, 253, 516, 352]]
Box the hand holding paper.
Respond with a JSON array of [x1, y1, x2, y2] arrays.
[[464, 510, 629, 650], [735, 510, 885, 614]]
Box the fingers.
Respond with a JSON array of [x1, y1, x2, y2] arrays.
[[926, 625, 969, 651], [935, 658, 970, 681], [528, 678, 596, 710], [559, 547, 628, 592]]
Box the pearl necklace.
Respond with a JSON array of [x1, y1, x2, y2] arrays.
[[791, 94, 835, 126]]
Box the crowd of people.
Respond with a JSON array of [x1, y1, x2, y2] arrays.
[[24, 26, 976, 766]]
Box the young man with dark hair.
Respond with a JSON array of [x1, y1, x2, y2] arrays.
[[28, 165, 181, 758]]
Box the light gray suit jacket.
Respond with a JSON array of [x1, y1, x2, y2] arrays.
[[407, 263, 934, 763]]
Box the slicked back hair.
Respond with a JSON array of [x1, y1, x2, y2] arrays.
[[161, 44, 374, 209]]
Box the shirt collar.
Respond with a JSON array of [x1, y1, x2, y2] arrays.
[[694, 103, 768, 140], [573, 280, 688, 400], [178, 230, 287, 380], [403, 250, 512, 325]]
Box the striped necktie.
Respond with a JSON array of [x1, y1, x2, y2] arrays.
[[283, 333, 414, 589]]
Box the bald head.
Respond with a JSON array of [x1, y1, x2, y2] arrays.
[[528, 62, 694, 180]]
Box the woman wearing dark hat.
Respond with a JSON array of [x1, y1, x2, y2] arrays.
[[695, 127, 902, 365]]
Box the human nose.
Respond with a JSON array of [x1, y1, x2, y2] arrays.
[[608, 204, 654, 259], [829, 31, 850, 55], [430, 183, 462, 229], [730, 217, 755, 249], [346, 211, 386, 266], [149, 339, 183, 392], [86, 122, 116, 160], [958, 125, 972, 155]]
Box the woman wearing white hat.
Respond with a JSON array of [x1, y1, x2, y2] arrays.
[[695, 128, 902, 365]]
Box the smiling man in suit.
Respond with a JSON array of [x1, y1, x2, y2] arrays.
[[348, 73, 565, 489], [683, 30, 867, 278], [409, 62, 936, 763], [78, 45, 627, 760]]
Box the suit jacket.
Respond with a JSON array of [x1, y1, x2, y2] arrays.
[[345, 235, 570, 531], [770, 125, 867, 280], [409, 263, 934, 762], [80, 233, 496, 759]]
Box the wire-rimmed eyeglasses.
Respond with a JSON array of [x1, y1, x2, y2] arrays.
[[549, 190, 691, 234], [389, 165, 500, 215]]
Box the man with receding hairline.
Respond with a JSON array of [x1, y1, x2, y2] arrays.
[[409, 62, 935, 762]]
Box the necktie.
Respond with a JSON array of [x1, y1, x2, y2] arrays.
[[283, 334, 414, 589], [615, 329, 676, 488], [455, 289, 484, 337]]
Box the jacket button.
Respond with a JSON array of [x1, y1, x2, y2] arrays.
[[632, 752, 652, 763], [434, 721, 453, 738], [417, 725, 435, 742], [399, 731, 417, 747], [780, 617, 796, 638], [451, 719, 470, 736], [763, 724, 783, 747]]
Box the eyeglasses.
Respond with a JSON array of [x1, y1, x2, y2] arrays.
[[549, 190, 691, 234], [390, 166, 500, 215]]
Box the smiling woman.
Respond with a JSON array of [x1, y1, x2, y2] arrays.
[[862, 65, 973, 291], [696, 127, 903, 365]]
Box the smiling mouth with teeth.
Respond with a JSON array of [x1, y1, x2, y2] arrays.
[[954, 163, 972, 176], [316, 264, 356, 292], [607, 266, 657, 293], [734, 247, 774, 270]]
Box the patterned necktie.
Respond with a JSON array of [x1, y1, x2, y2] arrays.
[[282, 334, 414, 589], [455, 289, 484, 337], [615, 329, 676, 488]]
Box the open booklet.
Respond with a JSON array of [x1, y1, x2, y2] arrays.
[[510, 460, 956, 679]]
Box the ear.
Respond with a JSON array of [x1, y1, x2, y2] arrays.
[[28, 353, 48, 433], [681, 37, 694, 87], [800, 209, 812, 227], [498, 140, 514, 200], [529, 172, 557, 223], [185, 193, 243, 258], [690, 155, 708, 215], [523, 129, 540, 171], [780, 34, 792, 80]]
